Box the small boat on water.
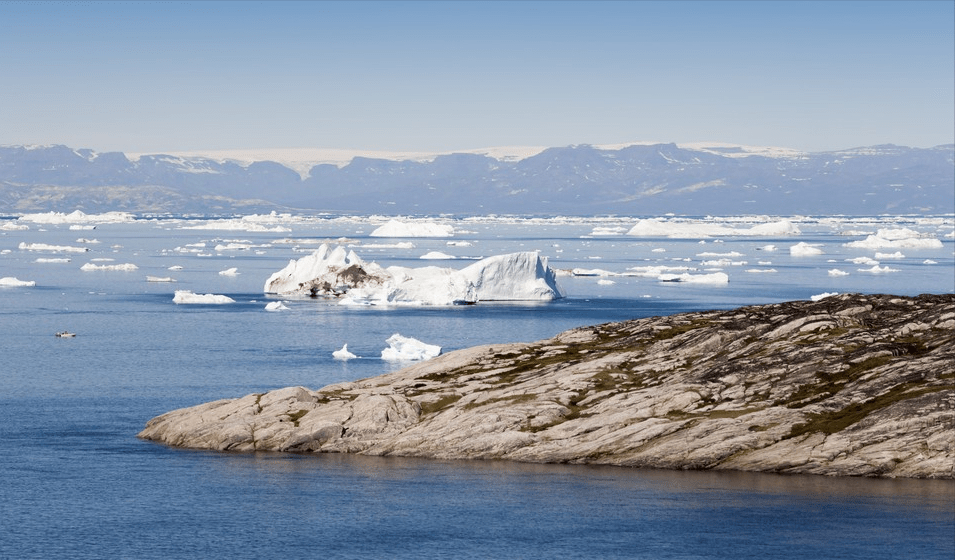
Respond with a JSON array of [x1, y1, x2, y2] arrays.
[[55, 331, 76, 338]]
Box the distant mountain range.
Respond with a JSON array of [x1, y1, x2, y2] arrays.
[[1, 142, 952, 215]]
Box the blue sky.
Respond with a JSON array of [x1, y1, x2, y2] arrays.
[[1, 0, 952, 153]]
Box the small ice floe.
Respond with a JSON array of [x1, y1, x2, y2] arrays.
[[370, 220, 454, 238], [657, 272, 729, 284], [420, 251, 456, 260], [80, 262, 139, 272], [168, 265, 184, 270], [146, 276, 177, 283], [745, 268, 777, 273], [828, 269, 850, 277], [848, 256, 879, 266], [874, 251, 905, 260], [0, 277, 36, 287], [332, 344, 357, 360], [380, 333, 441, 362], [219, 267, 239, 276], [789, 242, 824, 256], [264, 301, 289, 311], [756, 244, 777, 252], [35, 258, 71, 263], [597, 279, 616, 286], [811, 292, 839, 302], [55, 331, 76, 338], [447, 241, 472, 247], [18, 242, 89, 253], [172, 290, 235, 304], [844, 228, 942, 249], [923, 259, 938, 265], [858, 264, 899, 274]]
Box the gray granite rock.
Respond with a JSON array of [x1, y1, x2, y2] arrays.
[[139, 293, 955, 478]]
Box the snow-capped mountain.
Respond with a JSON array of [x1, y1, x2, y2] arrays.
[[0, 142, 951, 215]]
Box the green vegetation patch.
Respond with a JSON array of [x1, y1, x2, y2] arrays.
[[418, 393, 463, 416], [286, 409, 309, 427]]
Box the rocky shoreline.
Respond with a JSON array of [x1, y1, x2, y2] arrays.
[[139, 293, 955, 478]]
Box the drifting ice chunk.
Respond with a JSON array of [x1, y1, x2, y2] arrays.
[[332, 344, 357, 360], [658, 272, 729, 284], [146, 276, 177, 282], [380, 334, 441, 362], [219, 267, 240, 276], [627, 218, 800, 238], [370, 220, 454, 238], [173, 290, 235, 304], [0, 277, 36, 287], [264, 301, 289, 311], [420, 251, 456, 260], [19, 242, 89, 253], [844, 229, 942, 249], [81, 262, 139, 272], [789, 242, 824, 256], [828, 269, 850, 277]]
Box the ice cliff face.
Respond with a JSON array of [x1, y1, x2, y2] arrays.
[[263, 244, 564, 305], [140, 293, 955, 479]]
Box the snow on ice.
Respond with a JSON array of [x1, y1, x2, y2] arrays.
[[0, 277, 36, 287]]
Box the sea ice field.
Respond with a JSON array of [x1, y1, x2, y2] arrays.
[[1, 211, 953, 559]]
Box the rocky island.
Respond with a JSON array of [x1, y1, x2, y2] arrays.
[[139, 293, 955, 478]]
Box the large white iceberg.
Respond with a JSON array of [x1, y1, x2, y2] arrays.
[[263, 243, 564, 306], [370, 219, 454, 238], [17, 210, 135, 224], [380, 334, 441, 361]]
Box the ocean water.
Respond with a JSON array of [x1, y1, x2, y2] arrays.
[[1, 214, 953, 559]]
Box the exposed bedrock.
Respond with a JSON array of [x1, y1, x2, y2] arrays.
[[139, 293, 955, 478]]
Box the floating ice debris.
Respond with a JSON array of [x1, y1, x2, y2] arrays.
[[874, 251, 905, 260], [811, 292, 839, 301], [848, 256, 879, 266], [17, 210, 135, 224], [0, 277, 36, 287], [597, 279, 616, 285], [745, 268, 777, 273], [589, 226, 629, 236], [219, 267, 239, 276], [627, 218, 800, 238], [168, 265, 184, 270], [146, 276, 177, 282], [370, 219, 454, 238], [447, 241, 472, 247], [264, 301, 289, 311], [420, 251, 456, 260], [18, 242, 89, 253], [360, 242, 416, 249], [789, 242, 824, 256], [179, 219, 290, 232], [858, 264, 899, 274], [658, 272, 729, 284], [844, 229, 942, 249], [75, 238, 99, 244], [172, 290, 235, 304], [35, 258, 71, 263], [756, 244, 778, 251], [923, 259, 938, 265], [380, 334, 441, 362], [332, 344, 357, 360], [828, 269, 850, 277], [69, 225, 96, 231], [81, 262, 139, 272], [0, 221, 29, 231]]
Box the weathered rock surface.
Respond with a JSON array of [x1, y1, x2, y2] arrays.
[[139, 293, 955, 478]]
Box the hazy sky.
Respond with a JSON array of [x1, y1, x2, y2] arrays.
[[2, 0, 952, 154]]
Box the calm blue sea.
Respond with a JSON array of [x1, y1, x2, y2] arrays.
[[1, 214, 953, 559]]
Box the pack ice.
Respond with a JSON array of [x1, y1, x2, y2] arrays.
[[263, 244, 564, 305]]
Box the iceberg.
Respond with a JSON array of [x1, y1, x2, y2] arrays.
[[264, 301, 289, 311], [658, 272, 729, 284], [0, 277, 36, 287], [420, 251, 456, 260], [789, 242, 824, 256], [19, 242, 89, 253], [380, 334, 441, 362], [844, 229, 943, 250], [332, 344, 357, 360], [173, 290, 235, 304], [146, 276, 177, 283], [264, 244, 564, 306], [17, 210, 135, 224], [370, 219, 454, 238], [627, 218, 800, 238], [80, 262, 139, 272], [219, 267, 240, 276], [828, 269, 850, 277]]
